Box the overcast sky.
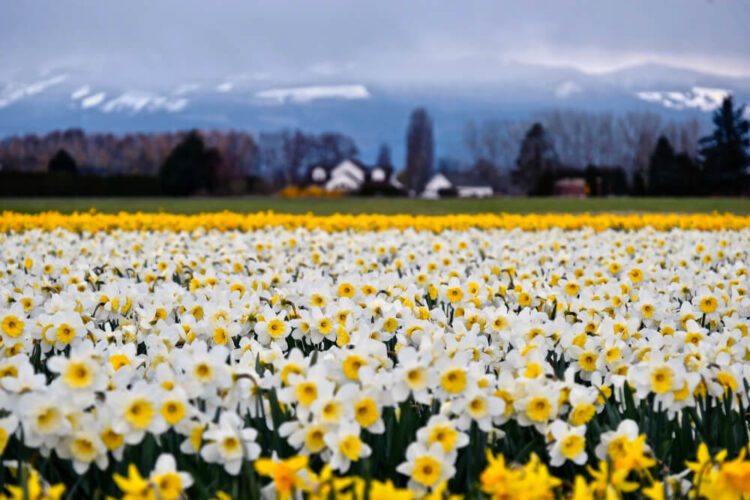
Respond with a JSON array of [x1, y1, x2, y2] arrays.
[[2, 0, 749, 88]]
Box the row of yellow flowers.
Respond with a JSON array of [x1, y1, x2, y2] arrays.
[[2, 210, 750, 232], [5, 444, 750, 500]]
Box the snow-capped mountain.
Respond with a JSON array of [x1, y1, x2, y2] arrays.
[[635, 87, 730, 112], [254, 85, 371, 104], [1, 62, 749, 161]]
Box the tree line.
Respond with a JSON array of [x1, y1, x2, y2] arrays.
[[401, 96, 749, 196], [0, 129, 256, 177], [0, 129, 362, 195], [1, 96, 748, 197]]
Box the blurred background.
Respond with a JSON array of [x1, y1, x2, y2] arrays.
[[0, 0, 749, 204]]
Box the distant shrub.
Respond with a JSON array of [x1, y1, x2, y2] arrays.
[[437, 187, 458, 198], [47, 149, 77, 174], [279, 185, 345, 198], [359, 182, 406, 197], [159, 131, 214, 196], [0, 172, 161, 197], [278, 186, 301, 198]]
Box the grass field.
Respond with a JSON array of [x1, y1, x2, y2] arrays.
[[1, 196, 749, 215]]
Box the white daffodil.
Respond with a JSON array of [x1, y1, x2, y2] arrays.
[[57, 417, 108, 474], [322, 421, 371, 473], [415, 415, 469, 457], [396, 441, 456, 492], [547, 420, 587, 466], [452, 387, 505, 432], [150, 453, 194, 500], [109, 381, 167, 445], [391, 346, 435, 405], [47, 340, 107, 405], [595, 419, 643, 461], [255, 306, 290, 348], [200, 411, 260, 475]]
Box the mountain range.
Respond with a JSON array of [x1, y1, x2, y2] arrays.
[[1, 62, 749, 163]]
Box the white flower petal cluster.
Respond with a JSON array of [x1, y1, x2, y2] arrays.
[[0, 226, 748, 487]]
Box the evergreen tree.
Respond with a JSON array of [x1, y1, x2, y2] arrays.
[[404, 108, 434, 194], [675, 153, 702, 196], [699, 95, 750, 194], [376, 143, 393, 168], [648, 136, 676, 195], [648, 136, 703, 196], [47, 148, 77, 174], [513, 123, 559, 195], [159, 131, 215, 196], [631, 172, 646, 196]]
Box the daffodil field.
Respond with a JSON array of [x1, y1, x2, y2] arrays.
[[2, 211, 750, 499]]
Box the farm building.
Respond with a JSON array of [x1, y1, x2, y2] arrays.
[[422, 172, 494, 199], [304, 159, 402, 193]]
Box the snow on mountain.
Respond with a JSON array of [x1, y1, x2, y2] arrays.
[[174, 83, 200, 96], [1, 63, 748, 163], [554, 81, 583, 99], [81, 92, 107, 109], [71, 85, 91, 100], [99, 91, 189, 114], [635, 86, 730, 112], [0, 74, 69, 108], [254, 84, 371, 104]]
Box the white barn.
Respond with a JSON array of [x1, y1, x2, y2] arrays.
[[422, 172, 494, 199], [303, 159, 403, 193], [324, 159, 368, 192]]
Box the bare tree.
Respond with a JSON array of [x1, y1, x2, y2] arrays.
[[662, 117, 702, 158], [465, 110, 701, 194], [535, 110, 620, 168], [464, 119, 529, 172], [617, 111, 663, 179], [513, 123, 560, 194]]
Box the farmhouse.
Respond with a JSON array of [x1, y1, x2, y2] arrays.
[[325, 159, 368, 192], [304, 158, 402, 193], [368, 164, 404, 190], [422, 172, 494, 199]]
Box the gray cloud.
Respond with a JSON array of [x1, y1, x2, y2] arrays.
[[1, 0, 748, 88]]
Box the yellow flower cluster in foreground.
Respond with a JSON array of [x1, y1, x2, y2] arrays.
[[2, 210, 750, 232]]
